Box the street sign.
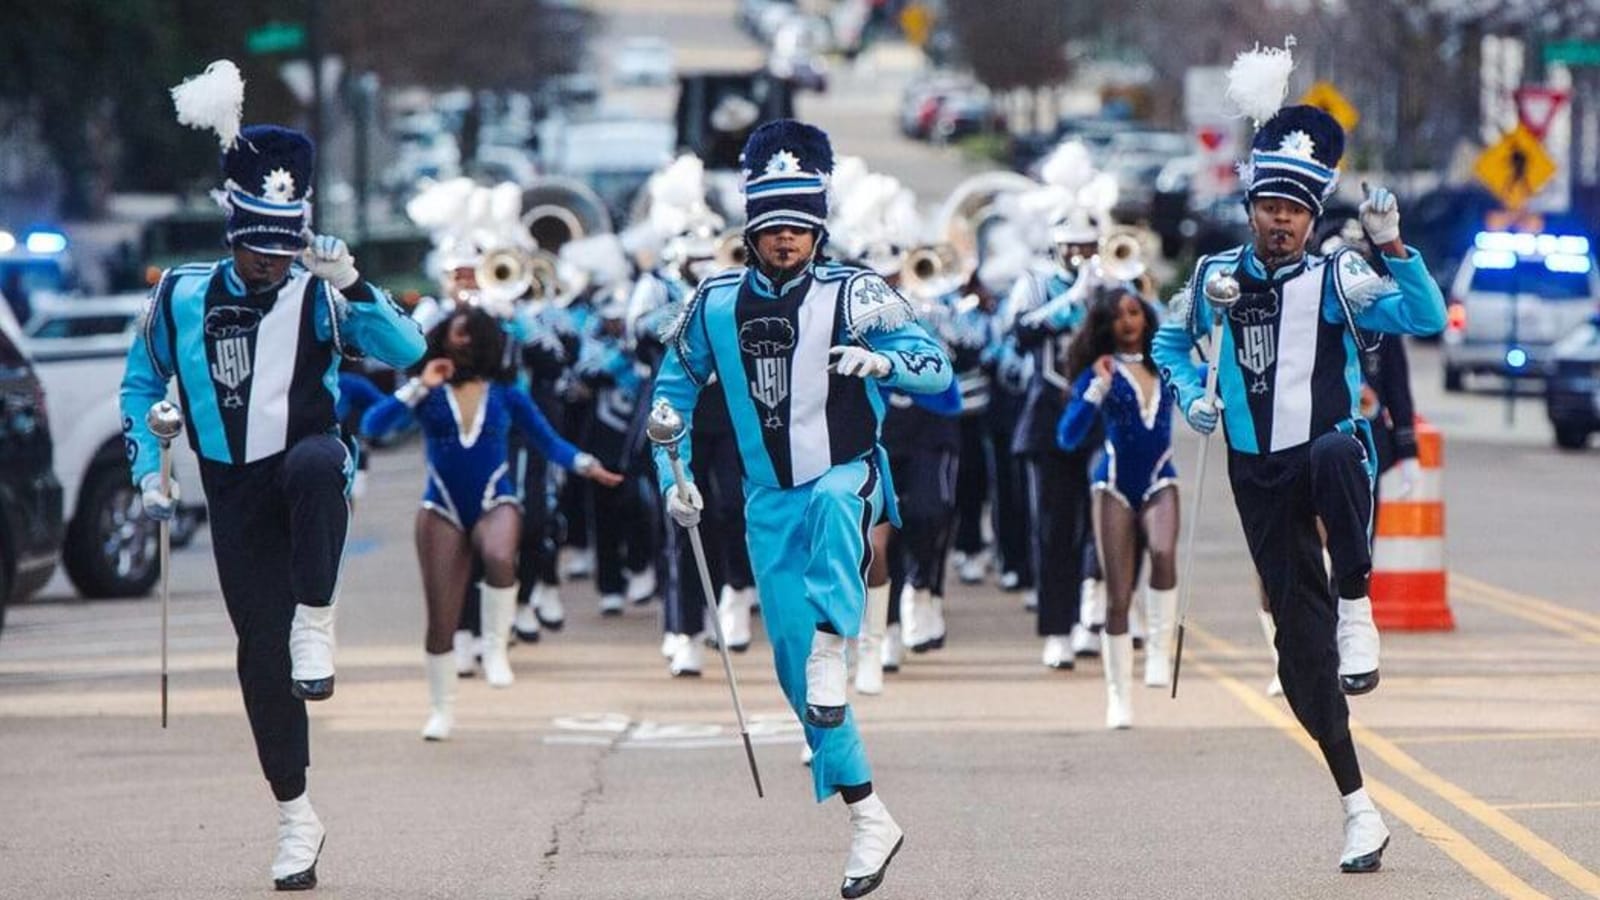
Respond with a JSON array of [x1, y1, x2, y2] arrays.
[[899, 4, 933, 49], [1473, 125, 1557, 211], [1544, 41, 1600, 67], [1300, 81, 1360, 133], [247, 21, 306, 55], [1513, 86, 1569, 140]]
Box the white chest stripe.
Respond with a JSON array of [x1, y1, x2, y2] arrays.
[[244, 274, 310, 462], [1269, 270, 1322, 452], [787, 280, 840, 485]]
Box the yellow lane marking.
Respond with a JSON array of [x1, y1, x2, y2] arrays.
[[1454, 573, 1600, 634], [1494, 801, 1600, 813], [1395, 731, 1600, 746], [1451, 586, 1600, 646], [1191, 624, 1600, 898], [1183, 629, 1549, 899]]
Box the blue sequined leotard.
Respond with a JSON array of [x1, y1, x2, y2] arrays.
[[1057, 361, 1177, 510]]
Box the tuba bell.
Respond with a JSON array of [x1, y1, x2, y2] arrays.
[[520, 177, 614, 254]]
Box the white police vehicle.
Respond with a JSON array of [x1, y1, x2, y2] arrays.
[[1441, 230, 1599, 391]]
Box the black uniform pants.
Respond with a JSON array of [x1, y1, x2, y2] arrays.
[[594, 475, 654, 596], [989, 412, 1031, 585], [1028, 448, 1091, 636], [662, 429, 751, 635], [1229, 431, 1374, 754], [200, 434, 350, 788], [952, 414, 990, 556], [889, 445, 958, 593], [516, 446, 560, 602]]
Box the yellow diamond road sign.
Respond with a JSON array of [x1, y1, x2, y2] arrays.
[[1301, 81, 1359, 133], [1473, 125, 1557, 211]]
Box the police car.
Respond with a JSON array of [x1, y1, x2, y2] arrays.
[[1546, 311, 1600, 450], [1441, 230, 1600, 391]]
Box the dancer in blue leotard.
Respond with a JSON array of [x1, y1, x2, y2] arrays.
[[363, 306, 621, 740], [1056, 286, 1179, 729]]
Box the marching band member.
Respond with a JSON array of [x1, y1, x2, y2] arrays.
[[362, 305, 620, 737], [121, 63, 426, 889], [652, 120, 951, 897], [1056, 286, 1179, 728], [1153, 42, 1445, 872]]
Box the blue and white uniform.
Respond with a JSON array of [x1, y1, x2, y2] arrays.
[[1057, 362, 1177, 510], [652, 259, 951, 799], [363, 381, 582, 531]]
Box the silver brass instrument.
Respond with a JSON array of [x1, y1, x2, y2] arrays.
[[900, 244, 962, 301], [712, 230, 747, 269], [520, 177, 614, 254], [1095, 228, 1148, 284], [477, 247, 535, 304]]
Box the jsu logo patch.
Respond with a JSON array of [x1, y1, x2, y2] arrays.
[[1237, 325, 1275, 375], [211, 336, 253, 390], [739, 317, 796, 413]]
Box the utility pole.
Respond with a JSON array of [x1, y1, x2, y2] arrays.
[[307, 0, 325, 228]]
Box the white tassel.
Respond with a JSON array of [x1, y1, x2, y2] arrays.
[[171, 60, 246, 149], [1225, 36, 1296, 126]]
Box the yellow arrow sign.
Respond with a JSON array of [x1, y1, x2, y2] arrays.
[[900, 3, 933, 48], [1301, 81, 1360, 133], [1473, 125, 1557, 211]]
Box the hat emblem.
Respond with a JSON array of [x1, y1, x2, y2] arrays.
[[262, 168, 297, 203], [764, 150, 801, 176], [1277, 130, 1316, 161]]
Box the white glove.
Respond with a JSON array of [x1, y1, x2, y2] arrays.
[[1185, 397, 1222, 435], [665, 482, 703, 529], [302, 234, 360, 290], [1393, 457, 1422, 499], [828, 345, 892, 379], [1359, 184, 1400, 246], [139, 472, 180, 522]]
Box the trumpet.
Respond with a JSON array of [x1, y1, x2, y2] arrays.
[[713, 230, 747, 269], [900, 243, 964, 301], [1096, 229, 1147, 284], [477, 247, 535, 305]]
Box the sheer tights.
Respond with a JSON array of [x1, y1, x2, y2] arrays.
[[1097, 485, 1178, 635], [418, 505, 522, 654]]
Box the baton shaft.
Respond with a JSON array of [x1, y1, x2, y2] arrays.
[[1170, 316, 1226, 698], [159, 438, 172, 729]]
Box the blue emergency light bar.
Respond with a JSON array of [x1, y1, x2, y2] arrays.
[[1472, 231, 1593, 274]]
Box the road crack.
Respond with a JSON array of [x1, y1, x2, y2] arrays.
[[529, 718, 633, 899]]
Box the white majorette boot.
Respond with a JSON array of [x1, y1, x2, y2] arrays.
[[669, 635, 703, 677], [1103, 632, 1134, 729], [421, 652, 456, 741], [718, 584, 753, 652], [1337, 596, 1381, 695], [452, 629, 478, 677], [289, 604, 336, 701], [855, 584, 891, 695], [272, 794, 326, 891], [626, 567, 657, 605], [1143, 587, 1178, 687], [841, 793, 905, 899], [805, 631, 849, 728], [532, 582, 565, 630], [1041, 635, 1074, 670], [1257, 609, 1283, 696], [881, 623, 904, 673], [1339, 788, 1391, 873], [479, 582, 518, 688], [512, 602, 542, 643], [1070, 578, 1104, 657]]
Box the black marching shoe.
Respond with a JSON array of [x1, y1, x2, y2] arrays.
[[273, 797, 325, 891], [840, 836, 902, 898], [806, 632, 848, 728], [841, 794, 904, 899], [289, 604, 336, 702], [1340, 669, 1380, 696], [290, 677, 335, 702], [1339, 788, 1391, 873]]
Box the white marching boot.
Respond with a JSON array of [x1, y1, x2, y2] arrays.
[[718, 585, 754, 652], [626, 568, 657, 605], [881, 624, 904, 673], [1143, 587, 1178, 687], [904, 587, 942, 652], [957, 549, 986, 584], [1337, 596, 1381, 695], [512, 602, 542, 643], [855, 584, 890, 695], [598, 593, 625, 616], [660, 632, 686, 659], [421, 652, 456, 741], [562, 547, 593, 579], [1041, 635, 1075, 670], [1103, 632, 1134, 729], [805, 631, 849, 728], [923, 594, 947, 651], [452, 629, 478, 677], [532, 582, 565, 630], [669, 635, 703, 677], [1258, 609, 1284, 697], [1070, 578, 1105, 657], [479, 582, 518, 688], [272, 794, 326, 891], [800, 743, 814, 766], [289, 604, 336, 701], [841, 793, 905, 899], [1339, 788, 1391, 873]]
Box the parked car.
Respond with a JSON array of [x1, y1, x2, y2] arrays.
[[0, 300, 63, 635], [1545, 311, 1600, 449], [1441, 230, 1599, 391], [22, 293, 145, 361], [612, 37, 675, 86]]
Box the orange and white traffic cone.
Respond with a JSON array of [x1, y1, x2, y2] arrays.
[[1370, 419, 1454, 631]]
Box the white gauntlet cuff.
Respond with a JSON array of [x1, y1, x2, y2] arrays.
[[395, 378, 429, 407], [572, 452, 597, 475], [1083, 376, 1111, 405]]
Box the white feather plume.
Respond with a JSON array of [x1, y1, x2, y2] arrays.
[[1076, 172, 1120, 217], [1039, 141, 1096, 192], [1225, 36, 1296, 126], [171, 60, 246, 149], [406, 177, 476, 231]]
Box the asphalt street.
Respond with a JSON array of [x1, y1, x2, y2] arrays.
[[4, 2, 1600, 898]]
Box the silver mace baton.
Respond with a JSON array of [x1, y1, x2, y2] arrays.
[[647, 399, 765, 798], [1170, 271, 1240, 699], [147, 400, 185, 728]]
